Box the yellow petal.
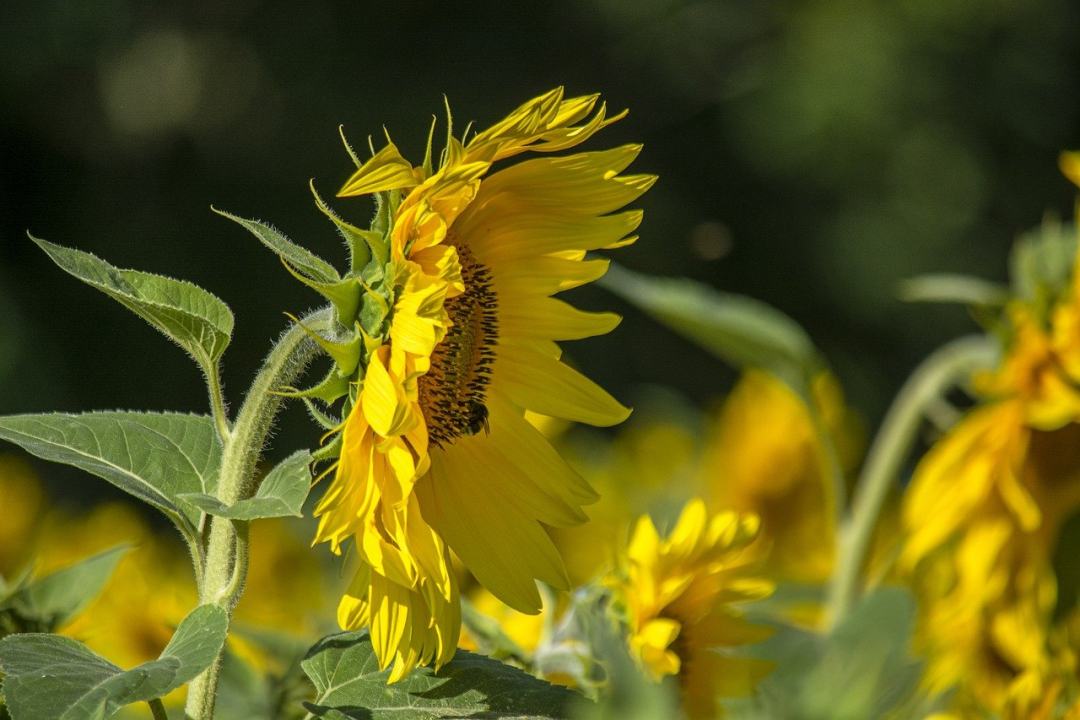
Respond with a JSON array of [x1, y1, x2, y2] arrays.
[[339, 141, 419, 197], [416, 447, 570, 613], [361, 348, 415, 437]]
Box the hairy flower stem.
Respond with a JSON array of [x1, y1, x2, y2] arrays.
[[185, 308, 330, 720], [825, 335, 998, 628]]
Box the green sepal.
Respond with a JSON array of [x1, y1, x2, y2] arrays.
[[422, 113, 438, 177], [285, 314, 363, 376], [309, 180, 377, 275], [212, 207, 340, 284], [280, 259, 362, 327], [358, 289, 391, 339], [302, 398, 341, 432], [275, 365, 351, 405], [1009, 218, 1077, 322], [337, 125, 364, 169], [310, 433, 344, 465], [360, 258, 385, 286], [367, 194, 392, 266]]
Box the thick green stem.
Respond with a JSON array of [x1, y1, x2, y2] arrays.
[[824, 335, 997, 627], [184, 308, 329, 720]]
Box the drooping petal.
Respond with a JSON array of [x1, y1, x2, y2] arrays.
[[339, 141, 420, 197], [496, 341, 631, 426]]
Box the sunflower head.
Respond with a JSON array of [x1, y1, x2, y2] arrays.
[[607, 499, 773, 717], [277, 89, 651, 681], [899, 160, 1080, 713]]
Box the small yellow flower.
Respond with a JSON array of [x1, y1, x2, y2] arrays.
[[610, 499, 773, 719], [314, 88, 651, 680]]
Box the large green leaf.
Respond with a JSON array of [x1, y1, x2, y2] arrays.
[[31, 236, 233, 378], [0, 412, 221, 539], [180, 450, 312, 521], [3, 547, 128, 632], [301, 631, 580, 719], [0, 604, 228, 720], [600, 264, 819, 390]]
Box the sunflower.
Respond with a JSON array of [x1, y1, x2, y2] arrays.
[[902, 242, 1080, 711], [309, 88, 651, 680], [609, 499, 773, 719]]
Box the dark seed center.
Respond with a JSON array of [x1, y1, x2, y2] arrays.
[[418, 244, 498, 446]]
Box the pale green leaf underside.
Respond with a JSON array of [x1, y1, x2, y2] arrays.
[[601, 264, 819, 388], [31, 235, 234, 373], [5, 546, 129, 629], [0, 412, 222, 538], [727, 588, 925, 719], [897, 273, 1009, 307], [0, 604, 227, 720], [180, 450, 311, 520], [302, 631, 578, 719], [212, 207, 340, 284]]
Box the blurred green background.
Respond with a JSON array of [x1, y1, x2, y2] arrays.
[[2, 0, 1079, 501]]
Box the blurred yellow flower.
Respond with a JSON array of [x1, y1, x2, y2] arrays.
[[610, 499, 773, 718], [702, 370, 859, 585], [903, 284, 1080, 712], [317, 88, 649, 681], [0, 455, 44, 577], [553, 419, 701, 586], [458, 587, 546, 656]]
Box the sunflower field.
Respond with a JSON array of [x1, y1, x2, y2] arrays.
[[4, 4, 1080, 719]]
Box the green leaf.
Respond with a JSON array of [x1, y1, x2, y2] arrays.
[[600, 264, 819, 390], [301, 631, 580, 719], [31, 236, 234, 378], [727, 588, 927, 720], [156, 604, 230, 686], [4, 547, 128, 630], [213, 208, 340, 284], [0, 412, 222, 540], [897, 273, 1010, 307], [180, 450, 311, 520], [0, 605, 227, 720]]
